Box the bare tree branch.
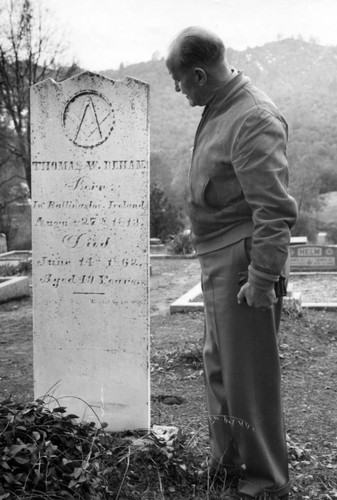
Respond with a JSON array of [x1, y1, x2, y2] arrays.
[[0, 0, 80, 193]]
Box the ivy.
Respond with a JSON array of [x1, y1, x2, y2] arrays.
[[0, 397, 198, 499], [0, 397, 108, 499]]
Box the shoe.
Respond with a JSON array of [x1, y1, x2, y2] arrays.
[[197, 458, 241, 483], [226, 494, 289, 500]]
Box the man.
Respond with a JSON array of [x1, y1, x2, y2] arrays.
[[165, 27, 298, 500]]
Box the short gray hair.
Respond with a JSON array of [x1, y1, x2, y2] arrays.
[[166, 26, 225, 73]]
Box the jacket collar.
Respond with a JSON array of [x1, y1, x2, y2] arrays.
[[203, 69, 250, 113]]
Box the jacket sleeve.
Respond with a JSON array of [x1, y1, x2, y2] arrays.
[[232, 107, 298, 289]]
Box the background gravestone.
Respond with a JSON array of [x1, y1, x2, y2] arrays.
[[0, 234, 7, 254], [290, 245, 337, 271], [31, 72, 150, 430]]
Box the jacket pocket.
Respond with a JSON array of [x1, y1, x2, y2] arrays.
[[202, 177, 246, 212]]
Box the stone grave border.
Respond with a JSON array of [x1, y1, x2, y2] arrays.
[[169, 281, 305, 314], [150, 253, 197, 260], [0, 250, 32, 266], [0, 276, 30, 303], [288, 271, 337, 310], [150, 253, 337, 312], [0, 250, 32, 302]]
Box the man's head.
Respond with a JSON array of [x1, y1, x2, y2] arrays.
[[166, 26, 228, 107]]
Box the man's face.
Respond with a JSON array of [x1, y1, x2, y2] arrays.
[[170, 67, 203, 107]]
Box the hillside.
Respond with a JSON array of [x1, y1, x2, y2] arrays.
[[102, 39, 337, 227]]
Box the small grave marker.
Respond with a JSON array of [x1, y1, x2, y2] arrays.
[[0, 234, 7, 254]]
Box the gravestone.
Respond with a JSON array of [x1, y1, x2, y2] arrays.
[[290, 236, 308, 246], [5, 199, 32, 250], [0, 234, 7, 254], [316, 232, 327, 245], [290, 245, 337, 271], [31, 72, 150, 430]]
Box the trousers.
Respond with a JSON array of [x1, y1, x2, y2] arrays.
[[199, 238, 290, 498]]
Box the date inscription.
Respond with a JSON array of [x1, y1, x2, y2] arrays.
[[33, 157, 148, 303]]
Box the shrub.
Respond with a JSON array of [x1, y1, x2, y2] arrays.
[[0, 259, 32, 277], [168, 231, 195, 255], [0, 397, 109, 499], [17, 258, 32, 275], [291, 212, 318, 242], [150, 183, 184, 242], [0, 264, 16, 276]]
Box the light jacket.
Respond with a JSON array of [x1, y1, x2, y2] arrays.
[[189, 70, 298, 289]]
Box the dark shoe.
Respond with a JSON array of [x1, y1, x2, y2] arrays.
[[226, 494, 289, 500], [197, 458, 241, 483]]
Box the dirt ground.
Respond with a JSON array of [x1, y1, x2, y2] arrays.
[[0, 259, 337, 499]]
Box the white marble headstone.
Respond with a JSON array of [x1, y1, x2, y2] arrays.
[[31, 72, 150, 430]]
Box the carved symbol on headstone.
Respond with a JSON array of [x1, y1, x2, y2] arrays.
[[62, 91, 115, 148], [326, 248, 333, 255]]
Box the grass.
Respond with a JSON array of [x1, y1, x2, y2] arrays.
[[1, 258, 337, 498]]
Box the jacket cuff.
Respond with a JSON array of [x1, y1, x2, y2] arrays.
[[248, 265, 279, 291]]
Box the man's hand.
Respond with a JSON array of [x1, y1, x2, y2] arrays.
[[237, 282, 278, 310]]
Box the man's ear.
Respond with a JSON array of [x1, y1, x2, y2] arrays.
[[194, 67, 207, 86]]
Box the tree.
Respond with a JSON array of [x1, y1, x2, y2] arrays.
[[291, 212, 318, 242], [0, 0, 79, 193], [150, 182, 184, 242], [325, 223, 337, 244], [319, 166, 337, 194]]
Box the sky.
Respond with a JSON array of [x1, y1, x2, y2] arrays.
[[46, 0, 337, 71]]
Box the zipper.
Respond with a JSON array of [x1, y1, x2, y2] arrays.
[[188, 104, 212, 190]]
